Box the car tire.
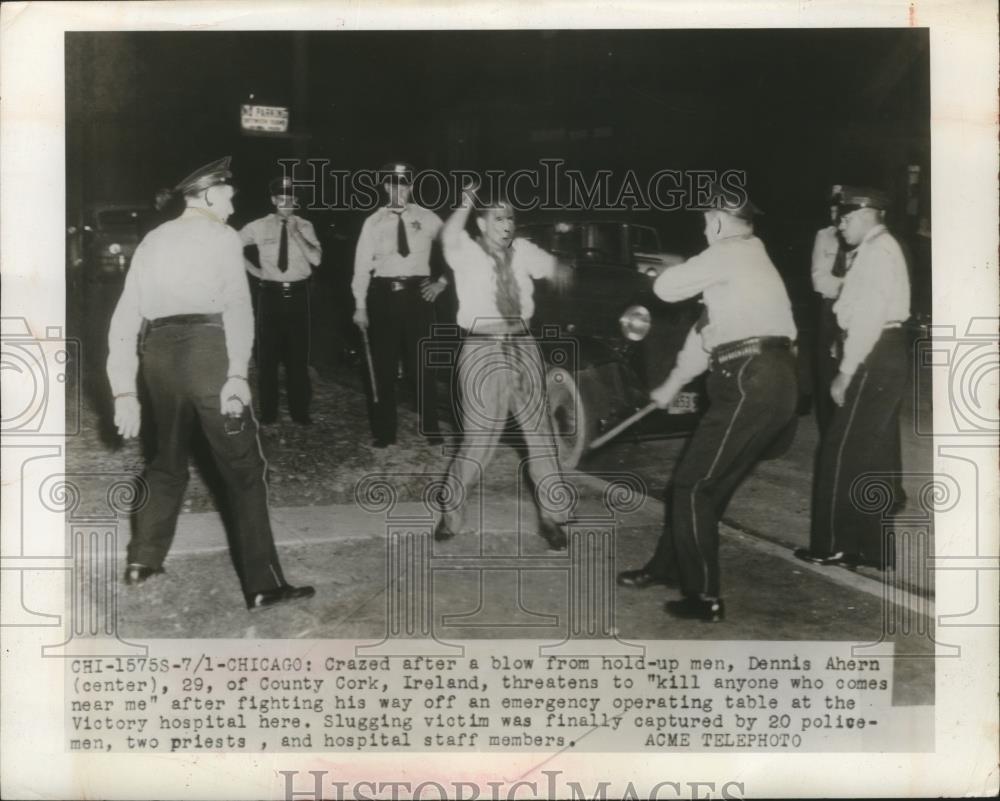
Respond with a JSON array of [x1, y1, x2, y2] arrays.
[[546, 366, 597, 470]]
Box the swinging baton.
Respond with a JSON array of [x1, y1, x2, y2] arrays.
[[587, 401, 658, 452]]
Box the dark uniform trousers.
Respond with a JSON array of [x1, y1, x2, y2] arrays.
[[366, 278, 439, 440], [255, 280, 311, 421], [441, 335, 568, 532], [814, 297, 841, 434], [648, 347, 798, 598], [131, 319, 286, 595], [809, 327, 908, 567]]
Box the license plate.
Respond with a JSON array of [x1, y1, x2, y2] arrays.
[[667, 391, 698, 415]]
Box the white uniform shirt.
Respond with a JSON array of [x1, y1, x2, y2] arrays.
[[834, 224, 911, 376], [652, 233, 797, 350], [106, 207, 254, 396], [352, 204, 444, 310], [443, 231, 556, 331], [239, 213, 321, 282]]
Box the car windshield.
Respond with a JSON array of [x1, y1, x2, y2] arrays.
[[518, 223, 581, 257]]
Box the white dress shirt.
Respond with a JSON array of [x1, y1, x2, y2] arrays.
[[652, 233, 797, 350], [352, 204, 444, 310], [834, 224, 911, 376], [443, 232, 556, 331], [106, 207, 254, 396], [239, 213, 322, 282]]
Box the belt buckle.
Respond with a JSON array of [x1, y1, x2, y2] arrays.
[[390, 279, 405, 292], [281, 284, 293, 298]]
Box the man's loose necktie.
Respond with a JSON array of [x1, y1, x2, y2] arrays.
[[394, 211, 410, 257], [491, 247, 521, 319], [278, 219, 289, 272]]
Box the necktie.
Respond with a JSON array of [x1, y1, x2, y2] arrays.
[[490, 246, 521, 319], [394, 211, 410, 257], [832, 246, 849, 278], [278, 218, 288, 273]]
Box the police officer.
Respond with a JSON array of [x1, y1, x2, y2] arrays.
[[434, 185, 572, 550], [107, 157, 315, 611], [811, 187, 849, 435], [617, 185, 798, 622], [352, 162, 446, 447], [796, 187, 910, 570], [240, 176, 323, 425]]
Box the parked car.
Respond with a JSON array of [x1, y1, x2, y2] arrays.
[[70, 203, 156, 281], [519, 218, 704, 467]]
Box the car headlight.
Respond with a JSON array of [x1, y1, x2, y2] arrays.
[[619, 305, 651, 341], [108, 243, 122, 255]]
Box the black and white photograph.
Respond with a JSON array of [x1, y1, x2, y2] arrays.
[[1, 1, 997, 799]]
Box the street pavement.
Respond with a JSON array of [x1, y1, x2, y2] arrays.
[[70, 278, 935, 706]]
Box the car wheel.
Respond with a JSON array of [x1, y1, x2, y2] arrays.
[[546, 366, 596, 469]]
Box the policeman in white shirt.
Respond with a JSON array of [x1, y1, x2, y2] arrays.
[[240, 176, 322, 425], [811, 187, 849, 434], [352, 162, 446, 447], [434, 184, 572, 550], [619, 184, 798, 622], [796, 187, 910, 570], [106, 156, 315, 611]]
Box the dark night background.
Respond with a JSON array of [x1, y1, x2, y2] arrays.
[[65, 28, 931, 312]]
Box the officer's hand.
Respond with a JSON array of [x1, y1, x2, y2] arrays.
[[815, 225, 839, 250], [219, 376, 251, 416], [650, 376, 681, 409], [420, 278, 447, 302], [113, 395, 141, 439], [830, 371, 851, 407], [353, 309, 369, 330]]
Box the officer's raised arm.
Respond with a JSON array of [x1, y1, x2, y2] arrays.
[[652, 247, 728, 302]]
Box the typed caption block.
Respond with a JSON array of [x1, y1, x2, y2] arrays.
[[65, 640, 926, 753]]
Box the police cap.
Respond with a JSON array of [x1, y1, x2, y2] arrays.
[[174, 156, 233, 197], [835, 185, 890, 212], [703, 181, 762, 221], [379, 161, 415, 185], [268, 176, 298, 198]]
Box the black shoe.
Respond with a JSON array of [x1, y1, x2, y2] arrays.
[[259, 415, 278, 426], [292, 415, 312, 426], [794, 548, 856, 567], [434, 518, 458, 542], [665, 596, 725, 622], [124, 563, 163, 586], [372, 437, 396, 449], [617, 567, 676, 589], [538, 518, 568, 551], [246, 583, 316, 611]]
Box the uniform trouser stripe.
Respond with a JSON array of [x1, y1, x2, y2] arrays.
[[827, 372, 868, 553], [671, 350, 797, 599], [689, 359, 750, 595]]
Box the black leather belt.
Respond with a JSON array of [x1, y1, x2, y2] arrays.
[[260, 280, 308, 298], [147, 313, 222, 329], [711, 336, 791, 369], [372, 276, 427, 292]]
